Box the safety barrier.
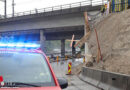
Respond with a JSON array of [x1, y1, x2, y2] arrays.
[[68, 62, 72, 75], [47, 56, 82, 62], [56, 56, 59, 64], [79, 67, 130, 90], [65, 55, 68, 61]]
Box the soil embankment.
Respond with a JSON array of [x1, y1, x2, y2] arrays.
[[87, 9, 130, 75]]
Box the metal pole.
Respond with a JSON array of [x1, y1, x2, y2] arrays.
[[102, 0, 104, 5], [4, 0, 7, 18], [12, 0, 14, 17], [61, 39, 65, 57]]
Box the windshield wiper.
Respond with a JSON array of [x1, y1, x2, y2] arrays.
[[0, 82, 40, 87], [14, 82, 40, 87]]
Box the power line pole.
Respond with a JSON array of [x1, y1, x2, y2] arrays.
[[5, 0, 6, 18], [12, 0, 15, 17]]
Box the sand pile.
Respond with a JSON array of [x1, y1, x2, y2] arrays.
[[87, 9, 130, 75]]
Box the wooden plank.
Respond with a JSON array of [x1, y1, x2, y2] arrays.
[[70, 34, 75, 47], [84, 12, 91, 33], [74, 12, 91, 48], [79, 31, 90, 48], [94, 29, 102, 61], [66, 40, 79, 41], [74, 31, 90, 47]]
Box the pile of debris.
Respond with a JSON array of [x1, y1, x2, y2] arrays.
[[87, 9, 130, 75]]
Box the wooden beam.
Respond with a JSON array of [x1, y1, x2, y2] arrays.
[[95, 29, 102, 61], [66, 40, 79, 41], [70, 34, 75, 47], [84, 12, 91, 33], [74, 31, 90, 48], [74, 12, 91, 48]]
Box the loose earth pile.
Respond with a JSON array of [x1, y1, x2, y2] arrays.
[[87, 9, 130, 75]]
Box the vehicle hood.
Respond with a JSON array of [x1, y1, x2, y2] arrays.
[[0, 87, 61, 90]]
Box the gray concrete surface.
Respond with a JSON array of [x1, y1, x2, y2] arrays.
[[50, 60, 100, 90], [80, 67, 130, 90], [0, 13, 85, 32]]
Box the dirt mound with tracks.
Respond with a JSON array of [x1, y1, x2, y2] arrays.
[[87, 9, 130, 75]]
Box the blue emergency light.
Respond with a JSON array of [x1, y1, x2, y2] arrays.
[[0, 43, 40, 48]]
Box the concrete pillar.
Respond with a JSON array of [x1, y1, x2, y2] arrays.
[[72, 41, 76, 57], [84, 25, 91, 62], [84, 25, 89, 54], [40, 30, 46, 52], [61, 39, 65, 57]]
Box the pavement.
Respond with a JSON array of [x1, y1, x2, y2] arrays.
[[50, 59, 100, 90]]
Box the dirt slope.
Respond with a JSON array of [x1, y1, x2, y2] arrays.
[[87, 9, 130, 75]]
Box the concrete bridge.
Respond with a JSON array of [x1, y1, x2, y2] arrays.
[[0, 0, 107, 56]]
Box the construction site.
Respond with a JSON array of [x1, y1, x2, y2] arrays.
[[80, 1, 130, 75], [70, 0, 130, 74], [70, 0, 130, 89], [0, 0, 130, 90]]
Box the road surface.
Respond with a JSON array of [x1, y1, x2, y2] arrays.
[[50, 59, 100, 90]]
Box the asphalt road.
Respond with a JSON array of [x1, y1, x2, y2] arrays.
[[50, 59, 100, 90]]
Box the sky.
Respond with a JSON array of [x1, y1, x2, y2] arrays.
[[0, 0, 104, 15]]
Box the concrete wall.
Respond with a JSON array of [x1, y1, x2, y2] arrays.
[[80, 67, 130, 90]]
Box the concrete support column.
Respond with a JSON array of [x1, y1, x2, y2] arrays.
[[72, 41, 76, 57], [85, 25, 87, 60], [61, 39, 65, 57], [84, 25, 91, 62], [40, 30, 46, 52]]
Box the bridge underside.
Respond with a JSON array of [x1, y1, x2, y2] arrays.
[[44, 25, 84, 40], [0, 25, 84, 56], [0, 25, 84, 40]]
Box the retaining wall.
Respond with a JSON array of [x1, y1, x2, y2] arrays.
[[79, 67, 130, 90]]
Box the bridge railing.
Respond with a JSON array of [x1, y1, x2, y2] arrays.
[[0, 0, 107, 19]]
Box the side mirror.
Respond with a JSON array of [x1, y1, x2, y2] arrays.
[[57, 78, 68, 89]]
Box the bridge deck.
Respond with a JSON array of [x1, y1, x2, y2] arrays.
[[0, 0, 107, 23]]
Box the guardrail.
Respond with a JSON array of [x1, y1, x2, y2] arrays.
[[0, 0, 107, 19], [79, 67, 130, 90]]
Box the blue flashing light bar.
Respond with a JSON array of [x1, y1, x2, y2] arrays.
[[0, 43, 40, 48]]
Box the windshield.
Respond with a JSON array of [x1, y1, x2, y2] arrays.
[[0, 51, 55, 87]]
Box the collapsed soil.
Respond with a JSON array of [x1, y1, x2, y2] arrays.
[[87, 9, 130, 75]]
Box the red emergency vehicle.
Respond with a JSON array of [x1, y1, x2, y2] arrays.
[[0, 43, 68, 90]]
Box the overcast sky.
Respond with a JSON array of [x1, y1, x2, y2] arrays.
[[0, 0, 85, 15], [0, 0, 104, 15]]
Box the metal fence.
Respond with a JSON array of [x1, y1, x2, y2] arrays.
[[0, 0, 107, 19]]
